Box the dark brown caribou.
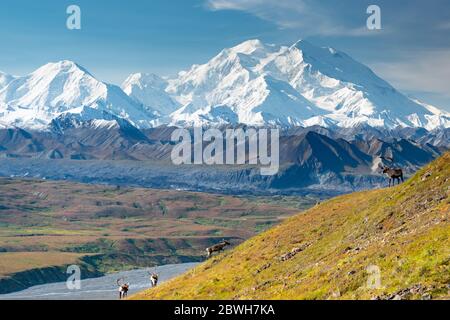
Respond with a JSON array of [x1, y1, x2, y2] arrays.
[[377, 155, 404, 187], [117, 278, 130, 299], [381, 166, 404, 187], [206, 240, 231, 257]]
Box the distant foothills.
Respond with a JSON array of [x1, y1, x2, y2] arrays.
[[0, 124, 447, 195], [0, 39, 449, 194]]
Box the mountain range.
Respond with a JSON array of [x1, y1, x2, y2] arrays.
[[0, 61, 156, 130], [0, 123, 447, 194], [0, 40, 449, 131]]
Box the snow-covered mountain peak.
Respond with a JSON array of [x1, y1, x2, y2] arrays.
[[290, 39, 315, 51], [278, 40, 382, 87], [291, 39, 346, 58], [1, 40, 448, 130], [1, 60, 107, 112], [28, 60, 98, 91], [227, 39, 266, 55], [35, 60, 91, 74], [123, 73, 167, 91], [0, 61, 156, 130], [136, 39, 449, 129], [121, 72, 179, 116], [203, 39, 281, 75], [252, 39, 440, 127]]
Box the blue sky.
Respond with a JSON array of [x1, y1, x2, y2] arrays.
[[0, 0, 449, 110]]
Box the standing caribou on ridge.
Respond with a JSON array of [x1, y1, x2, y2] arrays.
[[381, 166, 404, 187], [378, 156, 404, 187], [206, 240, 231, 258], [117, 278, 130, 299]]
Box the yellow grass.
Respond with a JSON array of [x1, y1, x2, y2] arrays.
[[132, 152, 450, 300]]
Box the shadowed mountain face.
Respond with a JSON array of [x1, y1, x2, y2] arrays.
[[0, 123, 447, 194], [280, 131, 372, 170]]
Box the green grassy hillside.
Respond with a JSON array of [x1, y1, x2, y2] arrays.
[[133, 152, 450, 300]]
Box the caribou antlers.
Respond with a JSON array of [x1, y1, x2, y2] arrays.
[[381, 166, 404, 187], [117, 278, 130, 299], [206, 239, 231, 258], [147, 269, 159, 288], [377, 155, 404, 187]]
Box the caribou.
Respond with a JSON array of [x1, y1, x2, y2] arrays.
[[377, 155, 404, 187], [381, 166, 404, 187], [117, 278, 130, 299], [148, 271, 159, 287], [206, 240, 231, 258]]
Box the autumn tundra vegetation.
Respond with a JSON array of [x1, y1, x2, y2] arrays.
[[133, 152, 449, 300]]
